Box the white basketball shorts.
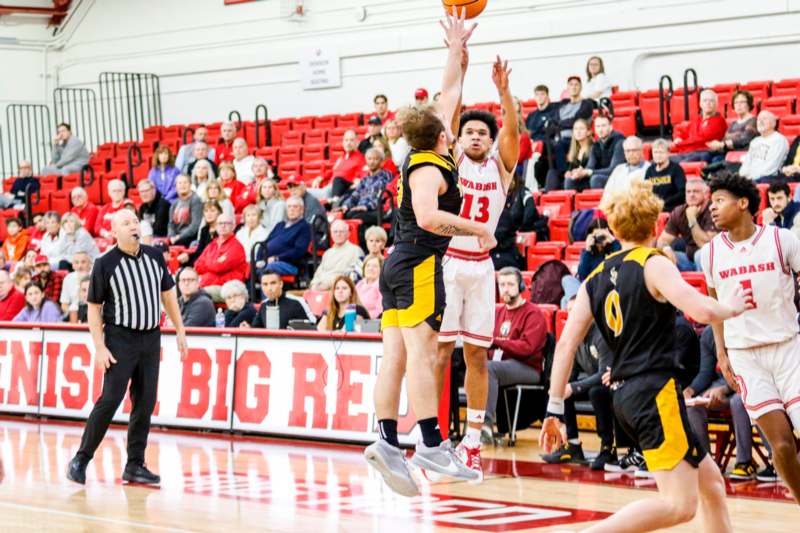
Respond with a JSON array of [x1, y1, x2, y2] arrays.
[[728, 335, 800, 428], [438, 256, 496, 348]]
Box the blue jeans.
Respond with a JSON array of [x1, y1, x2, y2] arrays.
[[674, 251, 698, 272]]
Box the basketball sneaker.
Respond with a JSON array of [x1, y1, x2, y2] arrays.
[[634, 462, 653, 479], [364, 440, 420, 497], [605, 449, 644, 473], [456, 440, 483, 483], [410, 440, 480, 481], [728, 461, 757, 481], [756, 463, 779, 482], [591, 447, 618, 471], [541, 442, 585, 464]]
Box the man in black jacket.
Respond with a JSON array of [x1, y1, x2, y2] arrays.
[[177, 267, 215, 327], [491, 186, 544, 270], [250, 271, 314, 329], [137, 179, 171, 237], [587, 115, 625, 189]]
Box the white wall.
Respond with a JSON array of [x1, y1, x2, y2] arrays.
[[3, 0, 800, 139]]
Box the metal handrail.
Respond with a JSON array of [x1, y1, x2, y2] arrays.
[[683, 68, 699, 121], [658, 75, 674, 137]]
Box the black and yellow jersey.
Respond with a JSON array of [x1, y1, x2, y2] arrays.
[[395, 149, 462, 256], [585, 247, 678, 381]]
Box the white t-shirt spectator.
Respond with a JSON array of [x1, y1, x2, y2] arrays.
[[583, 73, 613, 101], [236, 224, 269, 260], [60, 271, 84, 309], [740, 132, 789, 181], [389, 137, 411, 168], [234, 156, 256, 185], [602, 161, 650, 204]]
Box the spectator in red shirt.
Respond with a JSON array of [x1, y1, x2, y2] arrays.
[[371, 136, 399, 176], [217, 162, 245, 207], [214, 121, 238, 165], [484, 267, 548, 440], [311, 130, 366, 202], [233, 157, 273, 212], [194, 212, 248, 302], [70, 187, 99, 237], [94, 179, 127, 240], [0, 270, 25, 320], [369, 94, 395, 124], [670, 89, 728, 161]]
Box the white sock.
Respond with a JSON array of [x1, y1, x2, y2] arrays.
[[568, 438, 581, 446], [464, 409, 485, 448]]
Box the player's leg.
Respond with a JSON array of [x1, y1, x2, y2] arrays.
[[435, 257, 463, 396], [695, 454, 733, 533], [758, 410, 800, 502]]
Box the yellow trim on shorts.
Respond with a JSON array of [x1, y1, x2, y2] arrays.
[[397, 255, 436, 328], [381, 309, 399, 330], [642, 377, 690, 472]]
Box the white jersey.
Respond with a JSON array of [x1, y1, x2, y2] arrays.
[[446, 151, 508, 258], [702, 225, 800, 349]]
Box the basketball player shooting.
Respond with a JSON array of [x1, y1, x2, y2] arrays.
[[436, 55, 519, 480], [702, 172, 800, 504], [540, 180, 750, 532]]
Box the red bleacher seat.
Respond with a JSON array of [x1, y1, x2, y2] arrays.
[[305, 129, 327, 144], [3, 176, 15, 193], [521, 100, 537, 117], [280, 145, 303, 164], [515, 232, 537, 256], [279, 161, 303, 178], [679, 161, 707, 176], [574, 189, 603, 210], [610, 90, 639, 108], [254, 147, 278, 164], [756, 183, 769, 211], [763, 96, 795, 118], [142, 125, 162, 144], [303, 144, 327, 162], [95, 142, 116, 161], [670, 88, 700, 124], [740, 80, 772, 103], [49, 191, 70, 214], [329, 127, 348, 147], [329, 145, 345, 161], [40, 175, 59, 195], [342, 219, 362, 245], [270, 118, 293, 146], [555, 309, 569, 340], [565, 242, 584, 261], [526, 241, 566, 271], [712, 83, 739, 114], [314, 115, 338, 130], [773, 79, 800, 99], [540, 190, 575, 215], [725, 151, 746, 164], [681, 272, 708, 295], [535, 304, 558, 334], [656, 212, 670, 237], [639, 89, 668, 128], [303, 289, 331, 317], [303, 160, 330, 181], [293, 116, 315, 131], [779, 114, 800, 137], [612, 110, 637, 137], [548, 217, 571, 242], [281, 130, 304, 146], [161, 125, 183, 140]]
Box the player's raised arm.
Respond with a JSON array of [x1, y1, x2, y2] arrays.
[[436, 8, 476, 136], [644, 254, 751, 324], [450, 45, 469, 143], [492, 55, 519, 183]]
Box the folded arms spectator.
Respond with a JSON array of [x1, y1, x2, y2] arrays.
[[738, 110, 789, 183], [137, 179, 172, 237], [193, 213, 247, 301], [41, 123, 89, 176], [587, 114, 625, 189], [670, 89, 727, 160], [147, 146, 180, 202], [309, 220, 364, 291], [0, 161, 38, 210], [254, 195, 311, 276]]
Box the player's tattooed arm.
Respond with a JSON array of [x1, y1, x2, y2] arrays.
[[432, 223, 476, 237]]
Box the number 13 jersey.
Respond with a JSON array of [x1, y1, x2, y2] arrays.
[[702, 225, 800, 350], [446, 151, 507, 257]]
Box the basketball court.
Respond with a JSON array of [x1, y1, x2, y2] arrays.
[[1, 416, 796, 532]]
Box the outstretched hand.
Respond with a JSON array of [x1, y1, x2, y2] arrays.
[[539, 417, 566, 453], [440, 6, 477, 51], [491, 55, 512, 93]]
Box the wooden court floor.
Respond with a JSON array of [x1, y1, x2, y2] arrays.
[[1, 416, 798, 532]]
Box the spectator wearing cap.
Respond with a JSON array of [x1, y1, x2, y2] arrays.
[[193, 212, 248, 302], [32, 254, 63, 303], [359, 116, 386, 154], [214, 121, 238, 165], [137, 179, 171, 237], [232, 138, 256, 185], [309, 220, 364, 291], [147, 146, 180, 203], [1, 218, 29, 263], [0, 269, 25, 320], [0, 160, 38, 210], [414, 88, 429, 105], [70, 187, 100, 237], [254, 195, 311, 276], [554, 76, 594, 173], [370, 94, 395, 124], [94, 179, 127, 240], [287, 175, 325, 224]]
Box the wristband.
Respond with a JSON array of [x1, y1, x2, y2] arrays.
[[546, 396, 565, 422]]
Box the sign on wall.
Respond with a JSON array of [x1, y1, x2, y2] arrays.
[[300, 47, 341, 90]]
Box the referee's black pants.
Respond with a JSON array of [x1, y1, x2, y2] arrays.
[[76, 325, 161, 467]]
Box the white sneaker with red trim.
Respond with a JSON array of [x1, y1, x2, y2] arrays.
[[456, 440, 483, 484]]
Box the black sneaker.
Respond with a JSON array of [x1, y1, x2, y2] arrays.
[[605, 449, 644, 473], [756, 464, 779, 482], [729, 461, 757, 481], [634, 461, 653, 478], [591, 447, 618, 471], [122, 463, 161, 485], [541, 442, 585, 464], [66, 457, 88, 485]]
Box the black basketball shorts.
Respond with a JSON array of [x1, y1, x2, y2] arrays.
[[379, 245, 446, 332]]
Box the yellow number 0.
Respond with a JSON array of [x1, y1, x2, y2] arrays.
[[604, 290, 623, 337]]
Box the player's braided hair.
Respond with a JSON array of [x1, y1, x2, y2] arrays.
[[708, 170, 761, 216]]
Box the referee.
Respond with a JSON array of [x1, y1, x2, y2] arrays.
[[67, 209, 188, 485]]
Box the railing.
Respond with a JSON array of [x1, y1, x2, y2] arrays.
[[79, 163, 95, 189], [53, 87, 101, 152], [255, 104, 269, 147], [126, 143, 144, 189], [24, 182, 42, 224], [683, 67, 699, 121], [228, 110, 243, 132], [99, 72, 162, 143], [658, 74, 674, 137], [250, 240, 266, 302], [5, 104, 52, 176]]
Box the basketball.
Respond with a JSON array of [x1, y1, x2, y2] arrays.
[[442, 0, 488, 19]]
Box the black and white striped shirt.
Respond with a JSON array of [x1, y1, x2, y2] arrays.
[[88, 244, 175, 330]]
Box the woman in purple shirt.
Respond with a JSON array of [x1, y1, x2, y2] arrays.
[[147, 146, 181, 203], [14, 282, 63, 323]]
